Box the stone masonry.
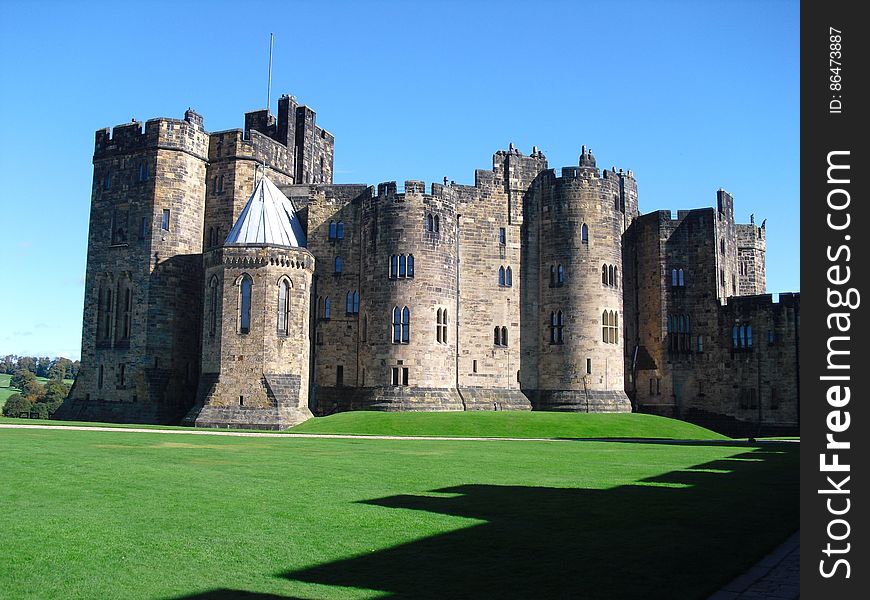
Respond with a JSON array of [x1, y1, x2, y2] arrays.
[[59, 94, 800, 433]]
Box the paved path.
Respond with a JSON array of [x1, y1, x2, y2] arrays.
[[0, 423, 796, 445], [709, 532, 799, 599]]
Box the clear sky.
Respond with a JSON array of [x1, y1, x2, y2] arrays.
[[0, 0, 799, 360]]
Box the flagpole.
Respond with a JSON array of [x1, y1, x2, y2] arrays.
[[266, 33, 274, 112]]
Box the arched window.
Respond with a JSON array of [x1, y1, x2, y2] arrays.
[[324, 297, 331, 320], [602, 310, 609, 342], [436, 309, 443, 343], [672, 268, 678, 287], [502, 326, 508, 347], [208, 276, 219, 337], [336, 221, 344, 240], [399, 255, 407, 277], [494, 327, 500, 345], [732, 325, 739, 348], [328, 221, 336, 239], [346, 291, 354, 315], [557, 264, 564, 285], [335, 256, 343, 273], [434, 215, 440, 233], [549, 311, 557, 344], [426, 213, 434, 232], [392, 306, 401, 343], [498, 266, 505, 287], [608, 265, 615, 286], [614, 267, 618, 288], [614, 311, 618, 343], [278, 279, 290, 335], [581, 223, 589, 244], [353, 291, 359, 314], [557, 310, 564, 343], [401, 306, 410, 343], [506, 266, 512, 287], [390, 255, 398, 278], [746, 325, 753, 348], [678, 268, 685, 287], [697, 335, 704, 353], [239, 275, 252, 334], [603, 265, 609, 285], [550, 265, 556, 287], [436, 308, 447, 344], [407, 254, 414, 277]]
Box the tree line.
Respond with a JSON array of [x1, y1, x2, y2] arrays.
[[1, 355, 80, 380]]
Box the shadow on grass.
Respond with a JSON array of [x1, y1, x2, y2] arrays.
[[283, 446, 797, 599], [173, 445, 797, 600]]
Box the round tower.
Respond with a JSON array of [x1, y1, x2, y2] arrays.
[[353, 180, 463, 410], [534, 148, 631, 412], [186, 176, 315, 429]]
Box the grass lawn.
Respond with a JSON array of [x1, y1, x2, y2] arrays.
[[289, 411, 729, 440], [0, 428, 797, 599]]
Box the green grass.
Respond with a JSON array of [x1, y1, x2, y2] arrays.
[[289, 410, 729, 440], [0, 374, 16, 409], [0, 428, 797, 599], [2, 411, 728, 441]]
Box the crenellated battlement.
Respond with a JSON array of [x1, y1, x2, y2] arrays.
[[94, 109, 208, 159]]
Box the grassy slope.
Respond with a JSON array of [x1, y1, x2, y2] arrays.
[[0, 428, 797, 599], [289, 411, 728, 440], [0, 374, 15, 408]]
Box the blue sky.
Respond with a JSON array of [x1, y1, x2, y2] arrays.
[[0, 0, 799, 360]]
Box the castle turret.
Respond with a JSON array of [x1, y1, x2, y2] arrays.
[[527, 151, 632, 412], [186, 176, 314, 429], [58, 110, 209, 424]]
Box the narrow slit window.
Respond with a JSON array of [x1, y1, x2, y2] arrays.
[[239, 275, 252, 334]]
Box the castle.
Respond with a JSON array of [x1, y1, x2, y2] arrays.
[[57, 95, 800, 435]]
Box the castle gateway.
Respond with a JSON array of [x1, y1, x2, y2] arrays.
[[57, 95, 799, 435]]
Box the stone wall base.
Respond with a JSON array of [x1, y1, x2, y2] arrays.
[[314, 386, 466, 415], [459, 387, 532, 411], [529, 389, 632, 413], [53, 397, 190, 425], [183, 404, 313, 430]]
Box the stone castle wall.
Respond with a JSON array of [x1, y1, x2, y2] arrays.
[[61, 98, 799, 434], [59, 111, 208, 424]]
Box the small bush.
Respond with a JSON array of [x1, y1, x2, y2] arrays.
[[2, 394, 34, 418]]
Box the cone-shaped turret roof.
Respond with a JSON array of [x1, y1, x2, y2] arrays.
[[224, 175, 307, 248]]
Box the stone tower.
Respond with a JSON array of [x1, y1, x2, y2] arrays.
[[58, 110, 209, 423], [527, 147, 637, 412], [186, 175, 315, 429]]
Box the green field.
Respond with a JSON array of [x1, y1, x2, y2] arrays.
[[1, 411, 728, 441], [290, 411, 729, 440], [0, 374, 16, 408], [0, 426, 798, 599]]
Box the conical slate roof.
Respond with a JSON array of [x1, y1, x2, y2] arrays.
[[224, 176, 307, 248]]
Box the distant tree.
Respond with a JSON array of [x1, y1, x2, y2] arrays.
[[71, 360, 81, 378], [16, 356, 36, 374], [2, 393, 33, 418], [42, 379, 70, 405], [11, 370, 42, 400], [48, 358, 73, 381], [36, 356, 52, 378], [1, 355, 16, 374]]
